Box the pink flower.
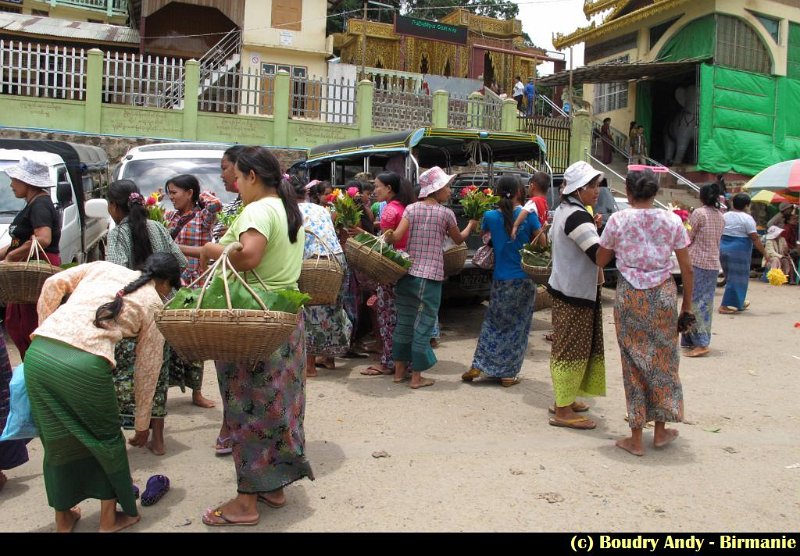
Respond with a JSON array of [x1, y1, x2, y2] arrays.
[[483, 188, 492, 195], [145, 196, 156, 206], [346, 187, 359, 198]]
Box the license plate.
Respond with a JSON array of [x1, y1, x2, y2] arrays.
[[460, 271, 491, 290]]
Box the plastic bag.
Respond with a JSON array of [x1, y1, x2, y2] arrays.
[[0, 363, 38, 441]]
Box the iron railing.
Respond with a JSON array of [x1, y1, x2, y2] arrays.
[[0, 41, 86, 100], [103, 51, 184, 108], [290, 75, 356, 124]]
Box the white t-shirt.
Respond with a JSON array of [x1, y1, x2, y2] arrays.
[[522, 199, 540, 217], [512, 81, 524, 98], [722, 211, 757, 238]]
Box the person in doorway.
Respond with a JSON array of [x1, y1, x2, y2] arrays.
[[512, 76, 524, 113]]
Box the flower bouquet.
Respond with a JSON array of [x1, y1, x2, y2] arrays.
[[766, 268, 788, 286], [666, 203, 691, 232], [326, 187, 363, 228], [145, 191, 167, 227], [459, 185, 500, 221]]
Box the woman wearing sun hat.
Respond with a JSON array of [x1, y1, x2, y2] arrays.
[[0, 155, 61, 359], [546, 160, 607, 430], [385, 166, 477, 389]]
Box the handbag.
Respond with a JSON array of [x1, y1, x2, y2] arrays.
[[0, 363, 38, 441], [472, 232, 495, 270]]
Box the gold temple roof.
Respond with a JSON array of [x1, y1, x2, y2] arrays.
[[554, 0, 690, 49]]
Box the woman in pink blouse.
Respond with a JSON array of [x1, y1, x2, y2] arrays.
[[25, 253, 181, 532], [360, 172, 414, 376], [597, 170, 694, 457]]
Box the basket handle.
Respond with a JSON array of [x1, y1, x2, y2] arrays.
[[531, 225, 549, 248], [25, 236, 50, 267], [304, 227, 343, 271], [191, 242, 270, 312]]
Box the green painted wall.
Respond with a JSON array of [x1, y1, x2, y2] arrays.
[[102, 105, 184, 139], [0, 97, 86, 131], [197, 112, 273, 145]]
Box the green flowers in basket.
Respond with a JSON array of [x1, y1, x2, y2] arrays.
[[353, 232, 412, 269], [166, 275, 310, 314], [520, 241, 552, 267]]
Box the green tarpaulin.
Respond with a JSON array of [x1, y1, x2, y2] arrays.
[[789, 22, 800, 80], [658, 15, 715, 62], [698, 64, 800, 175]]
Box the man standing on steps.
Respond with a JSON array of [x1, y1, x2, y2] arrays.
[[629, 125, 648, 165], [512, 76, 524, 113], [524, 77, 536, 118]]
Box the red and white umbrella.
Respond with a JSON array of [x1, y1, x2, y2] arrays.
[[743, 159, 800, 192]]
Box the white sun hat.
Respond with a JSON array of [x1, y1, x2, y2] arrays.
[[765, 225, 784, 240], [562, 160, 603, 196], [418, 166, 455, 199], [4, 155, 55, 189]]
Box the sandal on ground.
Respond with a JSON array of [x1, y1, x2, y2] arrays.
[[500, 377, 521, 387], [718, 306, 737, 314], [314, 357, 335, 369], [257, 493, 286, 509], [548, 402, 590, 414], [202, 507, 260, 527], [214, 436, 233, 456], [360, 365, 391, 376], [548, 416, 596, 430], [685, 347, 710, 358], [132, 484, 140, 499], [461, 367, 481, 382], [141, 474, 170, 506]]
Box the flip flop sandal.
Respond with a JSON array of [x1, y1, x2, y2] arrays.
[[500, 377, 521, 387], [461, 368, 481, 382], [141, 474, 170, 507], [215, 436, 233, 456], [548, 417, 596, 430], [548, 402, 590, 414], [202, 507, 260, 527], [360, 366, 389, 376], [257, 494, 286, 509], [132, 484, 140, 499]]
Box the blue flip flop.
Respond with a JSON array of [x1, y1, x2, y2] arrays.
[[141, 474, 170, 507], [132, 484, 140, 499]]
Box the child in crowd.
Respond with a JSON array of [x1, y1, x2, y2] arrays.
[[511, 171, 550, 239]]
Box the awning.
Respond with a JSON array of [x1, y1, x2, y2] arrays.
[[537, 58, 709, 87]]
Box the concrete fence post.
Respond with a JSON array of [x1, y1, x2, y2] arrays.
[[570, 108, 592, 166], [273, 70, 291, 146], [501, 98, 518, 132], [182, 60, 200, 141], [84, 49, 103, 133], [432, 90, 449, 128], [356, 80, 374, 136], [468, 92, 484, 129]]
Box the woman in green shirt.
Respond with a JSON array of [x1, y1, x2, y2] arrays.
[[199, 146, 313, 527]]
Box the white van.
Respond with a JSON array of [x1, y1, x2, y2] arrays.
[[0, 146, 110, 264], [112, 142, 236, 203]]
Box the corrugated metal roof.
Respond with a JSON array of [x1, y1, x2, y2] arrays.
[[0, 13, 139, 45]]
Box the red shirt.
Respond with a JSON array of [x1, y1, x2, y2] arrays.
[[529, 196, 549, 224]]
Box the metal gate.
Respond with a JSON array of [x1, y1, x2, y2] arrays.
[[518, 116, 571, 173]]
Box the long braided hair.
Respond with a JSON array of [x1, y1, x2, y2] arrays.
[[107, 179, 153, 269], [94, 252, 181, 328]]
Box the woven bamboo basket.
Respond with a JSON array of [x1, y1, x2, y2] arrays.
[[0, 237, 61, 305], [443, 244, 468, 276], [298, 229, 344, 305], [154, 242, 299, 366], [344, 234, 409, 285], [520, 227, 552, 285], [533, 285, 553, 311]]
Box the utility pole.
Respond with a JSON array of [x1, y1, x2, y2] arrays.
[[360, 1, 368, 81], [568, 46, 574, 117]]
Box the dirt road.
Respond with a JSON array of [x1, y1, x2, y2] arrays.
[[2, 280, 799, 532]]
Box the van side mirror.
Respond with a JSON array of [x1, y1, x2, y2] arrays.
[[84, 198, 109, 219], [56, 181, 73, 207]]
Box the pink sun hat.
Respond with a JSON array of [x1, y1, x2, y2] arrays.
[[418, 166, 455, 199]]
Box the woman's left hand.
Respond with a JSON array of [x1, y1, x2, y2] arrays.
[[128, 430, 149, 447]]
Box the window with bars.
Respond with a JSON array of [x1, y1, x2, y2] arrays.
[[715, 14, 771, 74], [593, 55, 629, 114]]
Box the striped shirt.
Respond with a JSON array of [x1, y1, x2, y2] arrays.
[[106, 218, 187, 271], [548, 197, 601, 306], [688, 206, 725, 270], [403, 201, 457, 282]]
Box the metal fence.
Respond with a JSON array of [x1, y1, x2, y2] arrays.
[[372, 89, 432, 131], [290, 75, 356, 124], [518, 116, 571, 173], [103, 51, 184, 108], [0, 41, 86, 100], [199, 68, 270, 115], [448, 93, 502, 131]]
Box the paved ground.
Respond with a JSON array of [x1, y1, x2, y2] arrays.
[[1, 279, 799, 532]]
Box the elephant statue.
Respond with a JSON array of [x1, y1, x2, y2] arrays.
[[663, 84, 698, 166]]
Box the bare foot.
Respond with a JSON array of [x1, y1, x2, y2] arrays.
[[306, 366, 318, 378], [0, 471, 7, 492], [99, 512, 141, 533], [654, 428, 679, 448], [146, 440, 166, 456], [192, 392, 216, 408], [55, 506, 82, 533], [616, 437, 645, 457], [409, 377, 435, 389], [685, 347, 710, 358]]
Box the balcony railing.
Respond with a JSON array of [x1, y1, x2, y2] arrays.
[[48, 0, 128, 17]]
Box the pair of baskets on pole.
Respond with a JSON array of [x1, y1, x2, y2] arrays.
[[0, 237, 61, 305]]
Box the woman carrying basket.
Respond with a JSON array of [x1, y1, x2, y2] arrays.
[[199, 147, 313, 527], [0, 156, 61, 359], [293, 176, 353, 377], [386, 167, 477, 389], [25, 253, 182, 532], [105, 179, 188, 456], [462, 175, 541, 387]]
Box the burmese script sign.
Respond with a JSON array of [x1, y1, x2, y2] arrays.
[[394, 15, 467, 45]]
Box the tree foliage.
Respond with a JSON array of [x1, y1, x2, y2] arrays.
[[326, 0, 520, 35]]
